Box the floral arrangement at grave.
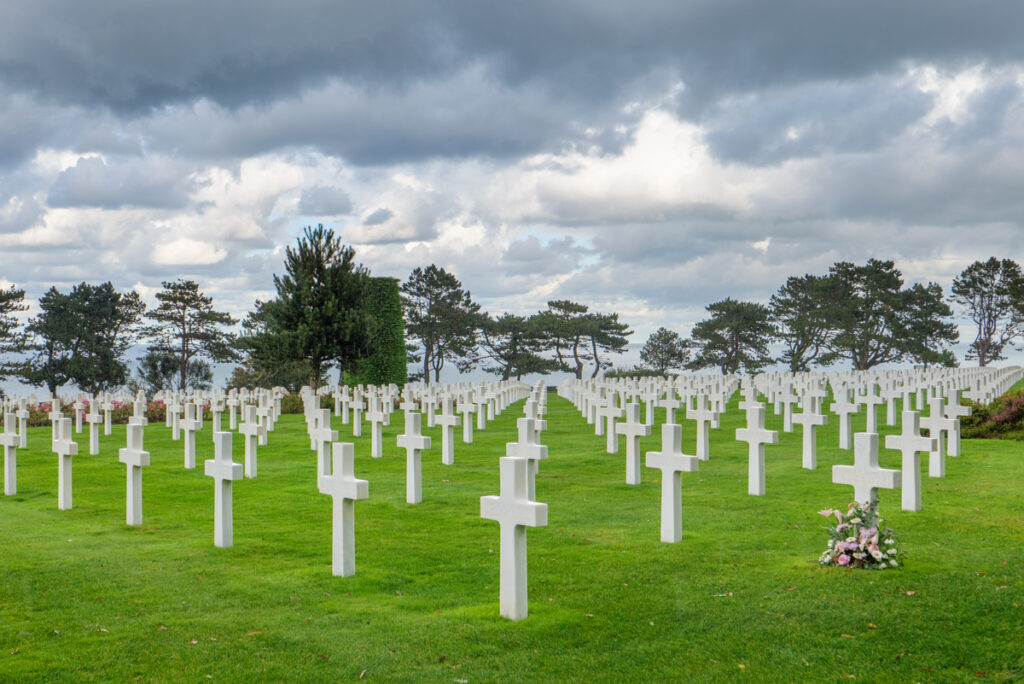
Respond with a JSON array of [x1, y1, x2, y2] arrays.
[[818, 501, 901, 570]]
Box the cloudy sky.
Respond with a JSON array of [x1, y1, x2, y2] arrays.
[[2, 1, 1024, 382]]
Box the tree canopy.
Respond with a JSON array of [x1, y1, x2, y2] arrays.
[[640, 326, 690, 375], [951, 257, 1024, 366], [689, 298, 776, 374], [144, 279, 237, 391], [401, 265, 481, 383]]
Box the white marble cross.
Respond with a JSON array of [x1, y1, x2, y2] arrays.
[[686, 394, 719, 461], [311, 408, 338, 482], [832, 432, 901, 505], [15, 400, 28, 448], [350, 395, 364, 437], [735, 403, 778, 496], [506, 418, 548, 500], [73, 397, 85, 434], [366, 396, 386, 458], [53, 416, 78, 511], [617, 402, 651, 485], [2, 412, 19, 495], [210, 397, 224, 436], [646, 423, 700, 542], [397, 412, 431, 504], [657, 390, 685, 425], [118, 423, 150, 525], [101, 395, 116, 435], [435, 398, 461, 466], [205, 431, 244, 548], [238, 404, 264, 478], [884, 410, 935, 512], [457, 395, 475, 443], [48, 396, 63, 445], [599, 400, 625, 454], [943, 391, 972, 457], [129, 392, 149, 428], [830, 392, 858, 450], [920, 396, 956, 478], [181, 402, 202, 469], [791, 395, 827, 470], [318, 442, 368, 577], [480, 456, 548, 621], [85, 401, 103, 455], [778, 386, 797, 433], [859, 388, 885, 433]]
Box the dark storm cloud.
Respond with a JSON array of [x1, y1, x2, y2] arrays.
[[3, 2, 1024, 163]]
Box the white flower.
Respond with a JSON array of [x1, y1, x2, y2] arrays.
[[850, 518, 862, 524], [889, 559, 898, 567], [828, 540, 834, 548], [885, 538, 895, 545], [870, 549, 883, 560]]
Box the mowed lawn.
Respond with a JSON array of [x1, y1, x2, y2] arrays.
[[1, 390, 1022, 682]]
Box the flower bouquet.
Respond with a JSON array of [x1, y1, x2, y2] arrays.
[[818, 501, 901, 569]]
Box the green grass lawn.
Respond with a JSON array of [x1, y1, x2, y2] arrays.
[[1, 391, 1022, 682]]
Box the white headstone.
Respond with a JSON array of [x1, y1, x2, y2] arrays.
[[791, 395, 827, 470], [506, 418, 547, 501], [687, 395, 718, 461], [435, 398, 461, 466], [735, 403, 779, 497], [311, 408, 338, 482], [181, 402, 202, 470], [646, 423, 699, 543], [238, 404, 264, 478], [318, 442, 368, 577], [53, 416, 78, 511], [1, 412, 19, 495], [397, 412, 431, 504], [118, 423, 150, 525], [832, 432, 901, 505], [884, 410, 935, 512], [204, 431, 244, 548], [920, 397, 955, 478], [480, 456, 548, 621], [617, 402, 651, 485]]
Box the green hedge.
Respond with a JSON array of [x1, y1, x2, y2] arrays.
[[350, 276, 407, 387]]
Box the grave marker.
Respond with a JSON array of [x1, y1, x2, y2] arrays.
[[118, 423, 150, 525], [480, 456, 548, 620], [832, 432, 901, 505], [646, 423, 699, 543], [204, 431, 244, 547], [884, 411, 935, 512], [318, 442, 369, 577]]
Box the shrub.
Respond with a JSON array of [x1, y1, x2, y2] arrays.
[[961, 389, 1024, 440]]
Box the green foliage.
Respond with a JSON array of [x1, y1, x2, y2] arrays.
[[476, 313, 560, 380], [820, 259, 958, 369], [533, 300, 632, 379], [23, 282, 144, 395], [639, 326, 690, 374], [688, 298, 776, 374], [770, 274, 835, 372], [350, 277, 407, 387], [0, 284, 28, 383], [258, 225, 369, 389], [961, 388, 1024, 439], [951, 257, 1024, 366], [135, 349, 212, 394], [534, 300, 592, 378], [401, 264, 481, 383], [144, 279, 237, 391]]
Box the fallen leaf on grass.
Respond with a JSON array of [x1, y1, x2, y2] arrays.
[[97, 628, 108, 633], [977, 571, 987, 576], [801, 659, 809, 666], [157, 625, 167, 632], [245, 631, 263, 636], [317, 654, 328, 661], [10, 649, 19, 655], [975, 672, 988, 677], [842, 675, 855, 679], [190, 639, 198, 645], [868, 623, 878, 629], [359, 670, 366, 679], [840, 634, 855, 639], [738, 664, 745, 670], [905, 591, 915, 596]]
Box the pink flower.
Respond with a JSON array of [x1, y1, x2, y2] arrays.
[[818, 509, 835, 518], [837, 554, 850, 566]]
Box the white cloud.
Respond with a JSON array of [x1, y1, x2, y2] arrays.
[[150, 238, 227, 266]]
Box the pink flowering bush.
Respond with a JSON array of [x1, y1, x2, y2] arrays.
[[818, 501, 901, 570]]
